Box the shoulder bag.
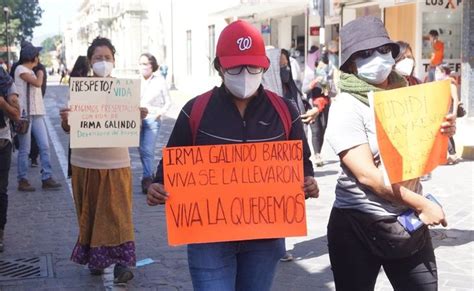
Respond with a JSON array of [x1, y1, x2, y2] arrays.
[[13, 84, 30, 134]]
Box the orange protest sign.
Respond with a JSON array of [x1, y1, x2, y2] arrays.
[[163, 141, 306, 246], [371, 80, 451, 183]]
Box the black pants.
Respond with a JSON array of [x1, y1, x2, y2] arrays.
[[327, 208, 438, 291], [0, 140, 12, 230], [29, 132, 39, 161], [448, 137, 456, 155], [310, 103, 330, 154]]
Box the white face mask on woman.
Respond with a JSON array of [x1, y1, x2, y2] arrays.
[[395, 58, 415, 77], [92, 61, 114, 77], [434, 70, 446, 81], [355, 51, 395, 85], [223, 70, 263, 99], [140, 65, 153, 78]]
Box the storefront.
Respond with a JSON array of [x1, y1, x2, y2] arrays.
[[339, 0, 462, 81], [416, 0, 462, 81]]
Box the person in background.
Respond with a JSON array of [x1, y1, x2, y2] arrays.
[[327, 40, 339, 70], [65, 56, 89, 178], [326, 16, 456, 291], [29, 61, 48, 167], [425, 29, 444, 82], [301, 49, 332, 167], [263, 48, 309, 262], [288, 50, 302, 90], [138, 53, 171, 194], [0, 67, 20, 252], [435, 63, 461, 165], [59, 63, 67, 84], [147, 20, 319, 291], [159, 63, 168, 80], [60, 37, 148, 283], [394, 41, 421, 86], [14, 42, 61, 192]]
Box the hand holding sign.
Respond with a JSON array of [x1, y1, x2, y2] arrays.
[[303, 176, 319, 198], [147, 183, 168, 205]]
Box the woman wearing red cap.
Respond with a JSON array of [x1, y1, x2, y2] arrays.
[[147, 20, 319, 290], [325, 16, 456, 290]]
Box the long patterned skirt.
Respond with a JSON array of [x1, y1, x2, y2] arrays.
[[70, 166, 136, 269]]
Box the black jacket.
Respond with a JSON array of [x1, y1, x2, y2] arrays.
[[155, 84, 314, 184]]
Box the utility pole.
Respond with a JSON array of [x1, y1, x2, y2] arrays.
[[319, 0, 325, 47], [169, 0, 177, 90]]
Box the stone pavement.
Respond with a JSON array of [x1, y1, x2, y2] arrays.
[[0, 83, 472, 290]]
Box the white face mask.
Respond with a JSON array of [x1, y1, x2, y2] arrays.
[[434, 70, 446, 81], [140, 65, 153, 77], [395, 58, 414, 77], [92, 61, 114, 77], [355, 51, 395, 85], [223, 69, 263, 99]]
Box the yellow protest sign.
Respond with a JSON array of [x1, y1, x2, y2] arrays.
[[372, 80, 451, 183], [163, 141, 307, 246], [68, 77, 141, 148]]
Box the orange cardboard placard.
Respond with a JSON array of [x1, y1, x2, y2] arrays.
[[372, 80, 451, 184], [163, 141, 306, 246]]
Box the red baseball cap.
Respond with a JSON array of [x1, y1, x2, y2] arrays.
[[216, 20, 269, 70]]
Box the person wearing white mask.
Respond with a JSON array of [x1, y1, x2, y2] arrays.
[[138, 53, 171, 194], [59, 37, 147, 284], [325, 16, 456, 290], [435, 64, 461, 165], [394, 41, 422, 86], [394, 41, 435, 181], [147, 20, 319, 291]]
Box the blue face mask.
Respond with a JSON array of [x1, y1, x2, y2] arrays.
[[355, 51, 395, 85]]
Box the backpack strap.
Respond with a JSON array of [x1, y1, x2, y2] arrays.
[[264, 89, 292, 140], [189, 88, 215, 145], [189, 88, 292, 144]]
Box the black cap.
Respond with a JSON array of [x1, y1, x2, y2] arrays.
[[20, 41, 42, 60], [340, 16, 399, 70]]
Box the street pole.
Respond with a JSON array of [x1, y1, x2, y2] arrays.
[[169, 0, 177, 90], [3, 7, 9, 71], [319, 0, 325, 47]]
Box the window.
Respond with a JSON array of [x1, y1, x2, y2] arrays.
[[208, 25, 216, 75], [186, 30, 192, 76]]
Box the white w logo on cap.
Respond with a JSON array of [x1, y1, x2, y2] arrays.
[[237, 37, 252, 51]]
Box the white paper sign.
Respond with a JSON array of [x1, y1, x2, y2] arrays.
[[68, 77, 141, 148]]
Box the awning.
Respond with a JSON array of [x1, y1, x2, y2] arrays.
[[211, 0, 308, 20]]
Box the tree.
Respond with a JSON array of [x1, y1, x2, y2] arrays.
[[12, 0, 43, 42], [41, 35, 61, 52], [0, 0, 43, 46]]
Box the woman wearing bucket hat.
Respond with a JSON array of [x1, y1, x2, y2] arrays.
[[147, 20, 319, 291], [325, 16, 456, 290]]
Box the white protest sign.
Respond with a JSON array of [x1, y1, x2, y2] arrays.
[[68, 77, 141, 148]]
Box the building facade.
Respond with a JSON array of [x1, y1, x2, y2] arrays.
[[64, 0, 471, 117]]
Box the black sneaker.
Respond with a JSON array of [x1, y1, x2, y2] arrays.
[[31, 159, 39, 168], [113, 264, 134, 284]]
